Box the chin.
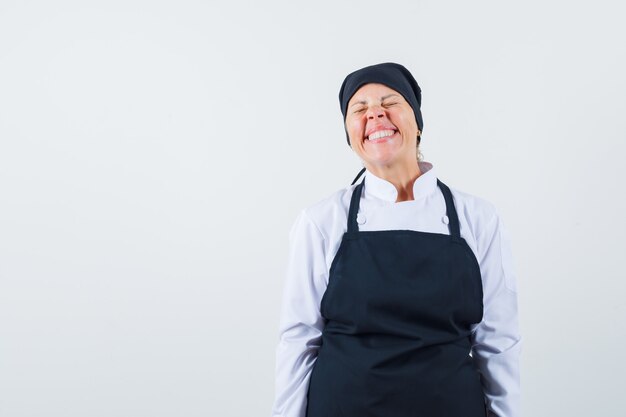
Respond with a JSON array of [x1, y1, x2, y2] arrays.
[[366, 155, 399, 167]]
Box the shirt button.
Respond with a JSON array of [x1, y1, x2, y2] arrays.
[[442, 215, 449, 224], [357, 213, 366, 224]]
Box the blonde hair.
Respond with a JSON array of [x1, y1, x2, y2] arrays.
[[416, 134, 424, 161]]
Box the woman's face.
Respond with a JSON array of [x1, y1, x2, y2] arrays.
[[345, 83, 418, 168]]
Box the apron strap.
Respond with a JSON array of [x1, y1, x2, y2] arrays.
[[347, 179, 365, 233], [436, 179, 461, 239], [351, 167, 366, 185]]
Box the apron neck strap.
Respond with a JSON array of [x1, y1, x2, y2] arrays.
[[348, 179, 365, 233], [436, 179, 461, 238]]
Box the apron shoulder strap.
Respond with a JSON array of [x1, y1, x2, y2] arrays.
[[436, 178, 461, 239], [347, 179, 365, 233]]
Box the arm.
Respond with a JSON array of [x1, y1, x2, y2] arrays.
[[271, 209, 329, 417], [470, 211, 523, 417]]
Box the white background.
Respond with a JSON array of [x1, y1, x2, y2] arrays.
[[1, 1, 624, 416]]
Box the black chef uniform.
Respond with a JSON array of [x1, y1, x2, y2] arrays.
[[305, 176, 488, 417]]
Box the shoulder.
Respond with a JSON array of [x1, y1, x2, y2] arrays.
[[298, 183, 357, 242], [446, 185, 499, 240], [447, 184, 519, 293]]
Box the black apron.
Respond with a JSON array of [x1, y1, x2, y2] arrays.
[[306, 177, 487, 417]]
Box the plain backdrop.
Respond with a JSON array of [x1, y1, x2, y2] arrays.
[[1, 1, 624, 416]]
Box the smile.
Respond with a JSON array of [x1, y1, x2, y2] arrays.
[[365, 129, 397, 142]]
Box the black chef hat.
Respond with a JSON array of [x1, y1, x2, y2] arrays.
[[338, 62, 423, 146]]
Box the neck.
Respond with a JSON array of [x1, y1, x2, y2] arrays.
[[366, 159, 422, 202]]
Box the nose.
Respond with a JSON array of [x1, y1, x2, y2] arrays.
[[366, 105, 386, 119]]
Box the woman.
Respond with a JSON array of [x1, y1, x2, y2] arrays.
[[271, 62, 522, 417]]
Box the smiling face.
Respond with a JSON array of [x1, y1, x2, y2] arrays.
[[345, 83, 419, 170]]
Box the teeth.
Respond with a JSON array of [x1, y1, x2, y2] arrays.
[[368, 129, 396, 140]]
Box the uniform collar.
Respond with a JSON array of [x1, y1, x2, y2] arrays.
[[362, 160, 437, 203]]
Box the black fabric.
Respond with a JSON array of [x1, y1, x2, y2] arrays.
[[305, 177, 488, 417], [350, 167, 366, 185], [338, 62, 424, 146]]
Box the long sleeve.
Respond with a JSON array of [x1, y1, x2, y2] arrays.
[[271, 209, 329, 417], [470, 210, 523, 417]]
